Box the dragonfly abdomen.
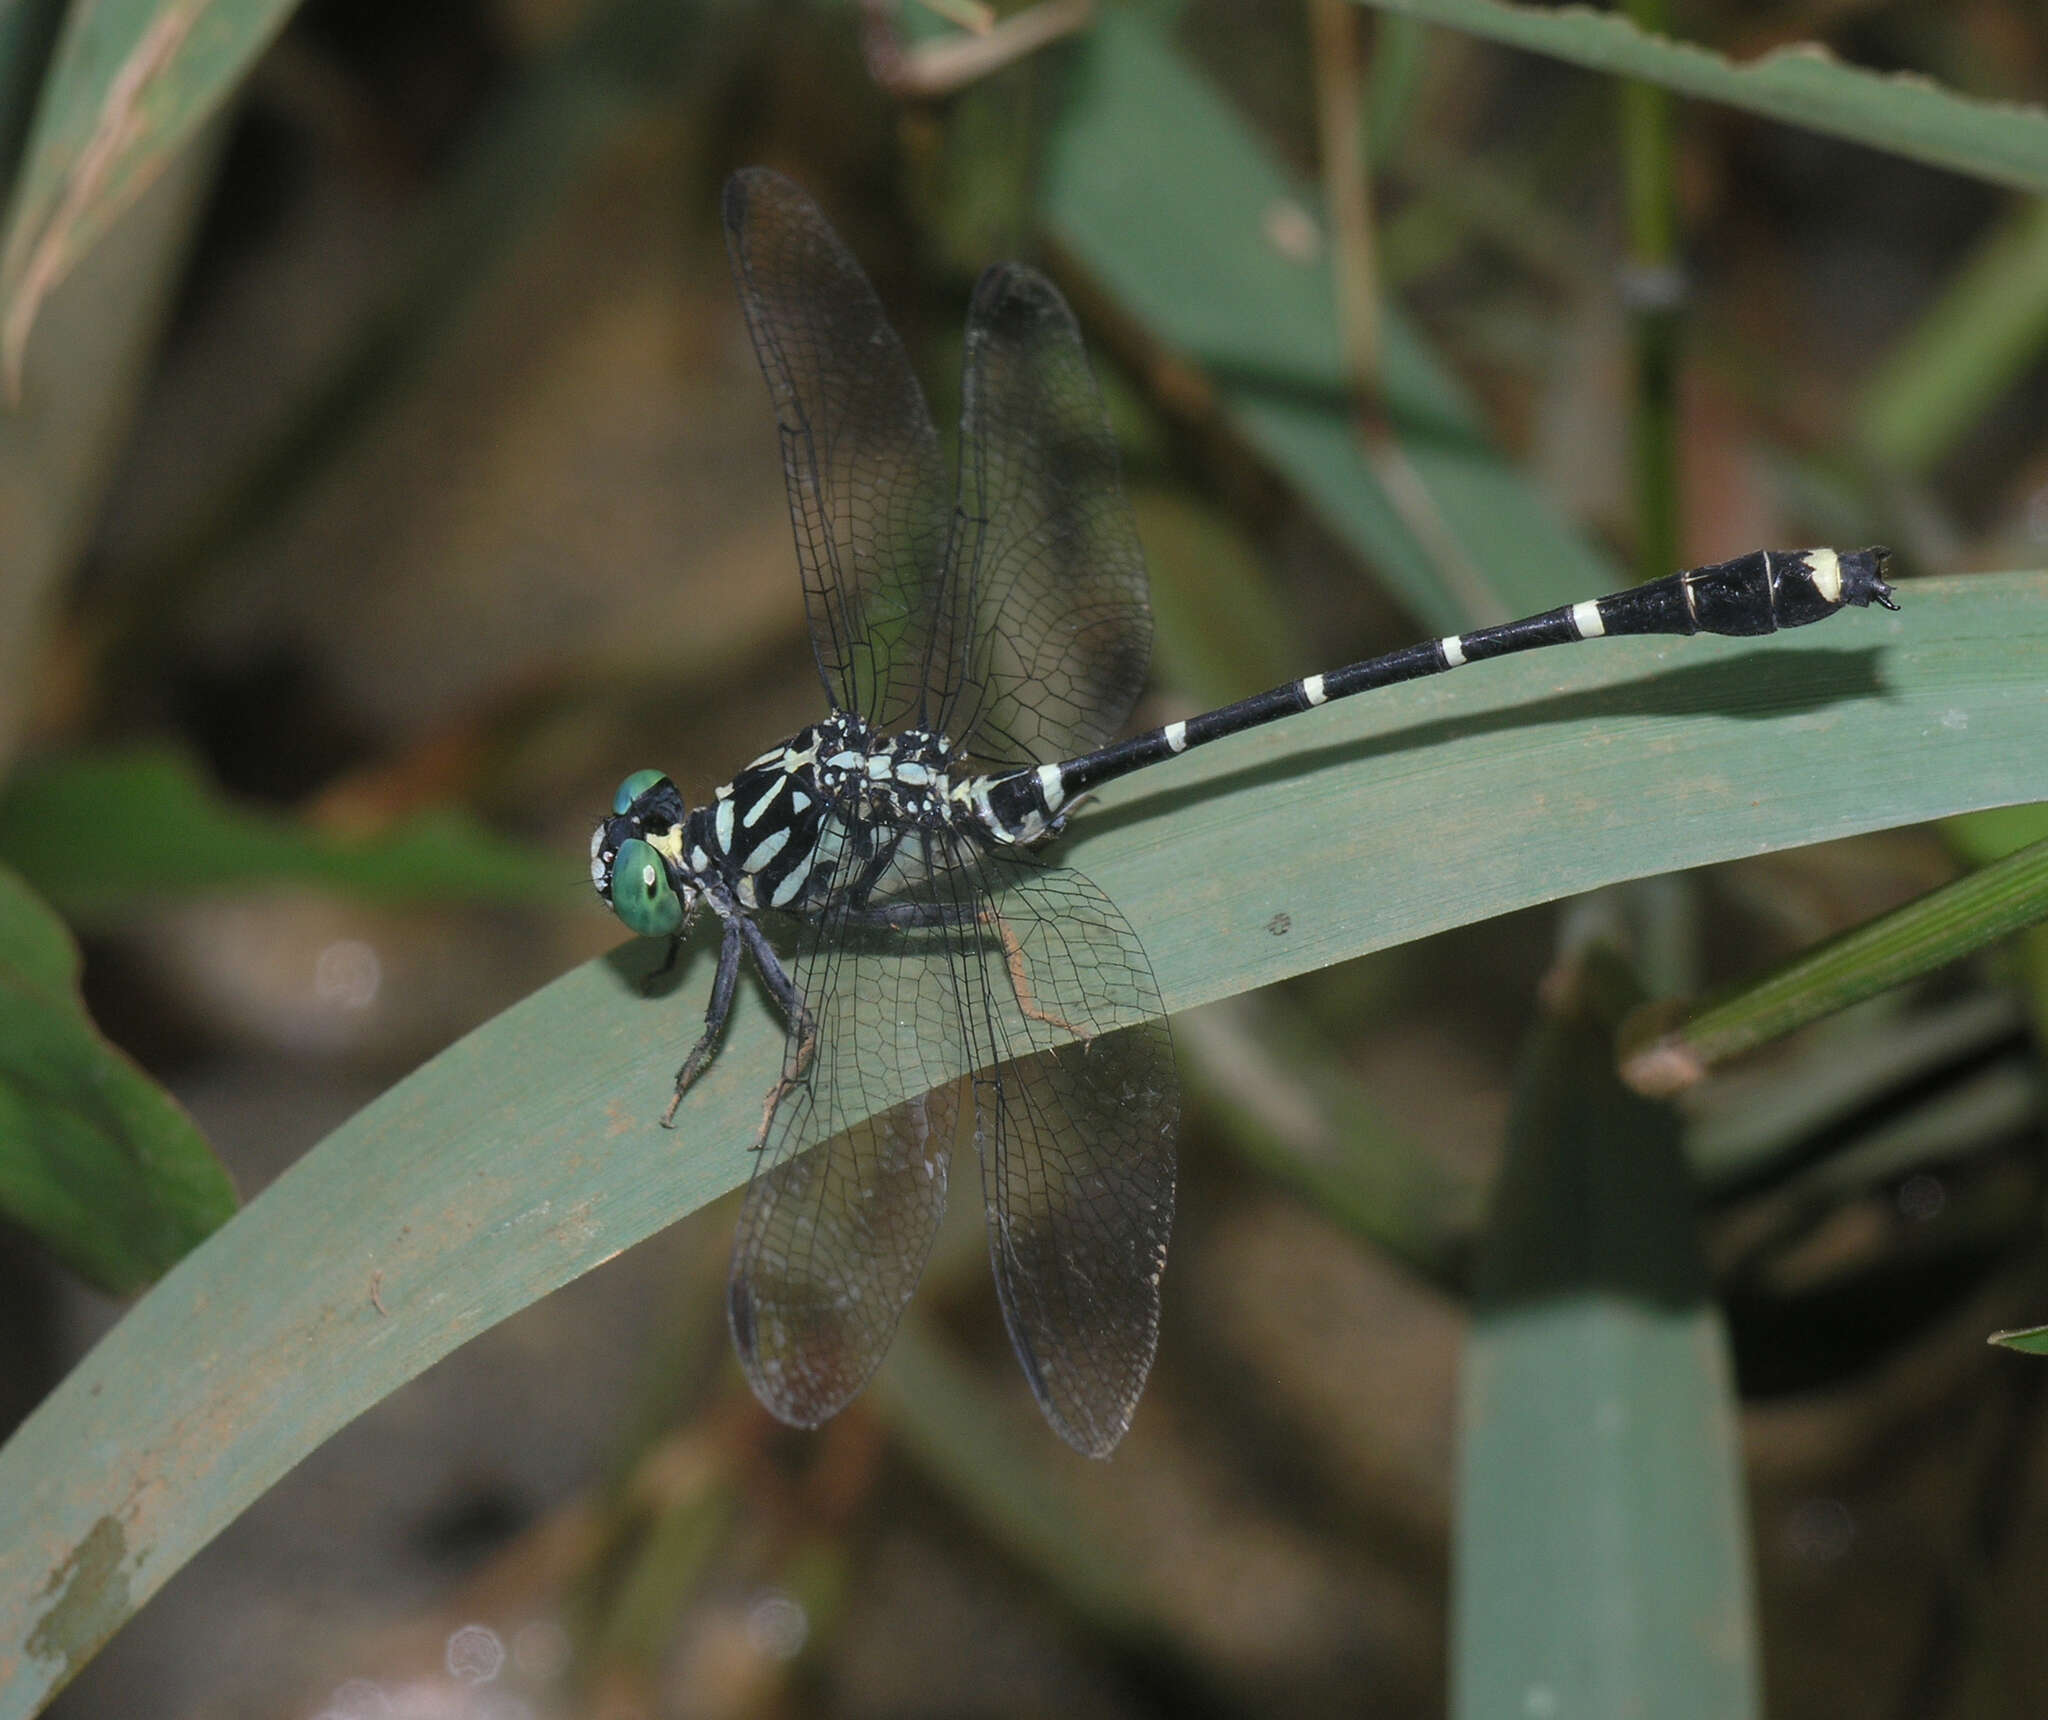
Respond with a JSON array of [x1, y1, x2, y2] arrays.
[[995, 547, 1898, 831]]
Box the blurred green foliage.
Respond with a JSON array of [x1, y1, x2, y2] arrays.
[[0, 748, 564, 926], [0, 865, 234, 1293]]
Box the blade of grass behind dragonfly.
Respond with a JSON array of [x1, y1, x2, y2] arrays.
[[1614, 0, 1682, 584], [1038, 6, 1622, 633], [0, 570, 2040, 1717], [1855, 199, 2048, 479], [1947, 804, 2048, 1048], [0, 0, 302, 382], [1622, 834, 2048, 1096], [1454, 945, 1756, 1719], [1684, 991, 2030, 1195], [1348, 0, 2048, 199]]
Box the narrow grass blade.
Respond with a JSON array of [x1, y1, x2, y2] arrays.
[[1990, 1326, 2048, 1357], [1946, 806, 2048, 1047], [0, 138, 213, 773], [1624, 832, 2048, 1096], [1766, 1058, 2040, 1209], [1947, 801, 2048, 866], [1351, 0, 2048, 197], [1856, 199, 2048, 476], [0, 0, 297, 380], [1615, 0, 1682, 583], [0, 572, 2040, 1715]]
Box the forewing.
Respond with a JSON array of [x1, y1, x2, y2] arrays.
[[723, 168, 954, 729], [955, 854, 1177, 1456], [726, 832, 964, 1428], [943, 264, 1153, 767]]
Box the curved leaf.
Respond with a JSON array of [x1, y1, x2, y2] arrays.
[[1625, 833, 2048, 1094], [1353, 0, 2048, 197], [1, 571, 2044, 1715], [0, 865, 235, 1294]]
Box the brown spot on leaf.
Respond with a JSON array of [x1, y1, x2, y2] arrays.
[[24, 1516, 131, 1695]]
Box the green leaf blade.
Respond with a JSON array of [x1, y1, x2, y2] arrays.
[[1990, 1325, 2048, 1357], [0, 865, 236, 1294], [1353, 0, 2048, 196], [0, 571, 2042, 1716], [1630, 833, 2048, 1091], [1855, 200, 2048, 475], [1457, 970, 1755, 1718], [1456, 1301, 1756, 1716]]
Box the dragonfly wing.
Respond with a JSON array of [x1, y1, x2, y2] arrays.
[[943, 262, 1153, 766], [723, 168, 955, 731], [727, 837, 965, 1427], [954, 854, 1178, 1456]]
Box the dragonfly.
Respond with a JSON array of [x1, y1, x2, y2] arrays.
[[592, 167, 1899, 1457]]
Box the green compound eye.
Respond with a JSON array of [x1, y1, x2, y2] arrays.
[[612, 768, 669, 816], [610, 837, 683, 936]]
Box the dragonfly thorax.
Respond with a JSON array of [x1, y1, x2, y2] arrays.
[[700, 714, 976, 913], [804, 712, 959, 826], [597, 715, 995, 932]]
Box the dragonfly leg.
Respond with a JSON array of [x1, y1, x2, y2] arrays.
[[978, 906, 1086, 1041], [841, 899, 972, 929], [663, 914, 745, 1127], [734, 913, 818, 1150], [837, 833, 904, 916], [753, 1016, 819, 1150]]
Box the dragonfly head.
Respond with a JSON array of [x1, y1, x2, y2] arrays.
[[592, 769, 696, 937]]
